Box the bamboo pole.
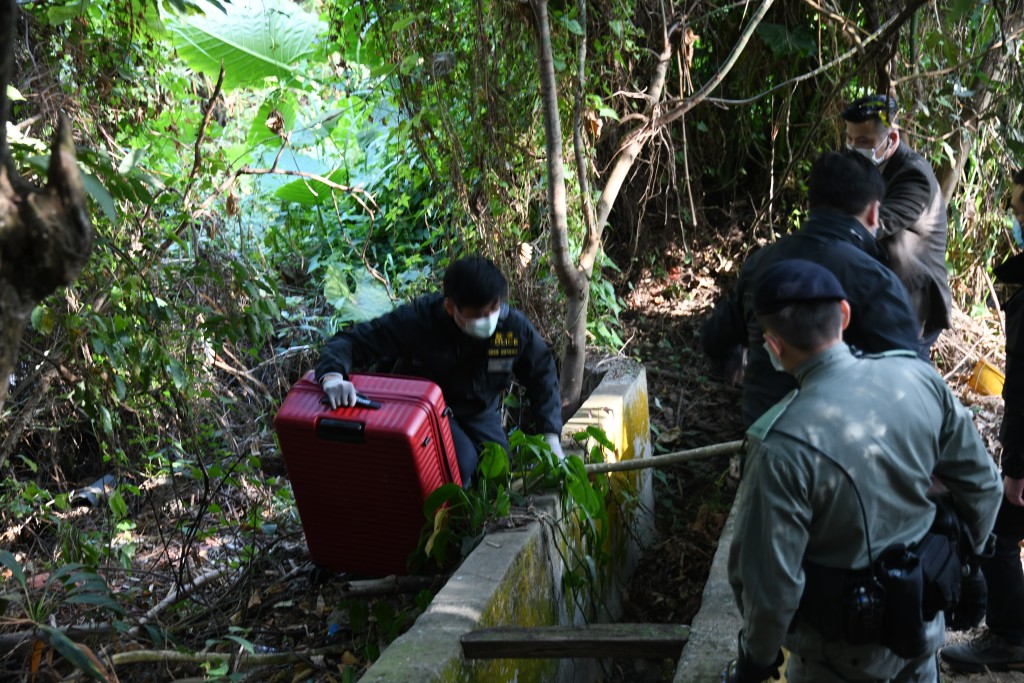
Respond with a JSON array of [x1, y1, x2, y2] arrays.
[[583, 440, 743, 474]]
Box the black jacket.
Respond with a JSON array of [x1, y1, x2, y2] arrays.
[[700, 209, 921, 425], [878, 141, 953, 334], [315, 293, 562, 435], [994, 253, 1024, 477]]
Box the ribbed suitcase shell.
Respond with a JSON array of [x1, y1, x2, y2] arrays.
[[274, 372, 460, 575]]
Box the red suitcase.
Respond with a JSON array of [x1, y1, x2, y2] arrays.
[[274, 372, 461, 576]]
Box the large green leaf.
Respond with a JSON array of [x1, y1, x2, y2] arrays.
[[324, 267, 394, 324], [163, 0, 325, 90]]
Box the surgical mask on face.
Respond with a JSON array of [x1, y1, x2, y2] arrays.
[[460, 309, 500, 339], [1013, 215, 1024, 249], [763, 341, 785, 373], [846, 136, 891, 166]]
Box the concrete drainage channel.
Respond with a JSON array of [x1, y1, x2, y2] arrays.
[[355, 355, 745, 683], [358, 356, 670, 683]]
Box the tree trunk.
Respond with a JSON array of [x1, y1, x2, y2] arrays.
[[0, 0, 94, 413], [530, 0, 586, 419]]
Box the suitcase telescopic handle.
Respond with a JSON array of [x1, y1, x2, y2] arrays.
[[317, 418, 366, 444]]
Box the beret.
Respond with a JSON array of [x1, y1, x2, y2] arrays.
[[841, 94, 898, 126], [753, 259, 847, 315]]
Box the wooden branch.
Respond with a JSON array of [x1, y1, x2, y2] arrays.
[[583, 440, 744, 474], [336, 574, 445, 598], [140, 566, 227, 624], [461, 624, 690, 659], [109, 644, 350, 667], [590, 14, 679, 250], [646, 0, 775, 128]]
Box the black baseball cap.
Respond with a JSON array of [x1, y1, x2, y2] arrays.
[[753, 259, 847, 315], [841, 94, 898, 127]]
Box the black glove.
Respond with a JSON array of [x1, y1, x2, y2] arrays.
[[947, 561, 987, 631], [721, 643, 784, 683]]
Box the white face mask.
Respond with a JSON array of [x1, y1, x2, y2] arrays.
[[763, 341, 785, 373], [1013, 215, 1024, 249], [460, 308, 500, 339], [847, 136, 892, 166]]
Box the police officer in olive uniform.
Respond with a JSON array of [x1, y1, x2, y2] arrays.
[[723, 259, 1000, 683], [316, 256, 564, 487]]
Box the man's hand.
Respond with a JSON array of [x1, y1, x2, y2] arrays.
[[321, 373, 357, 409], [1004, 476, 1024, 507], [543, 433, 565, 460]]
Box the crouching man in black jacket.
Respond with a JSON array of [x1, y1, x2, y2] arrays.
[[316, 255, 564, 487]]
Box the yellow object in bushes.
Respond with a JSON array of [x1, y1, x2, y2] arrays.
[[968, 359, 1005, 396]]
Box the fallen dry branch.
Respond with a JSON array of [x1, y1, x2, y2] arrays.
[[336, 574, 446, 599], [107, 643, 351, 668]]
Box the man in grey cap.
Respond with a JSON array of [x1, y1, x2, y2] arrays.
[[723, 259, 1000, 683], [842, 94, 952, 358]]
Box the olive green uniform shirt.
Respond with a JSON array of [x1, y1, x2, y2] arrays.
[[728, 344, 1000, 677]]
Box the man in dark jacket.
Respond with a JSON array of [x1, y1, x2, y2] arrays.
[[316, 256, 564, 486], [842, 94, 952, 358], [701, 151, 920, 427], [941, 169, 1024, 672]]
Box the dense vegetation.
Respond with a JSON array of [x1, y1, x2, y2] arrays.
[[1, 0, 1022, 679]]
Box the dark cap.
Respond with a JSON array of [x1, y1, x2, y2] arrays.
[[841, 94, 898, 127], [753, 259, 847, 315]]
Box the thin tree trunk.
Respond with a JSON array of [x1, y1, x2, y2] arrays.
[[0, 0, 93, 413], [530, 0, 585, 418]]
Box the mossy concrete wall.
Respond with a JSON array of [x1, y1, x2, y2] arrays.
[[361, 356, 653, 683]]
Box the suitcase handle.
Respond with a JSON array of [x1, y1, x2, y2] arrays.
[[317, 418, 366, 444]]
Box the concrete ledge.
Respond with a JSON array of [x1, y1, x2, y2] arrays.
[[362, 356, 652, 682], [673, 500, 742, 682]]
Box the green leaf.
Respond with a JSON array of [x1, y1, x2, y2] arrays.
[[167, 358, 187, 390], [326, 268, 394, 324], [162, 0, 325, 90], [46, 0, 89, 25], [274, 167, 350, 205], [422, 482, 463, 518], [38, 624, 114, 682], [108, 490, 128, 520], [31, 305, 55, 335], [755, 22, 816, 58], [391, 12, 419, 33], [6, 85, 25, 102], [0, 551, 27, 592], [479, 446, 509, 480], [245, 93, 299, 150], [225, 634, 255, 653], [80, 172, 118, 223], [562, 18, 584, 36]]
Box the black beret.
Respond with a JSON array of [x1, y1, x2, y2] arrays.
[[841, 94, 898, 126], [753, 259, 847, 315]]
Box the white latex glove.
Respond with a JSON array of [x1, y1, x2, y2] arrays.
[[321, 373, 357, 409], [543, 433, 565, 460]]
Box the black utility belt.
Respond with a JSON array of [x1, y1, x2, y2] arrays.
[[797, 531, 960, 659]]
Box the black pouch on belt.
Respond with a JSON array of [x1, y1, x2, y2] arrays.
[[876, 543, 928, 659]]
